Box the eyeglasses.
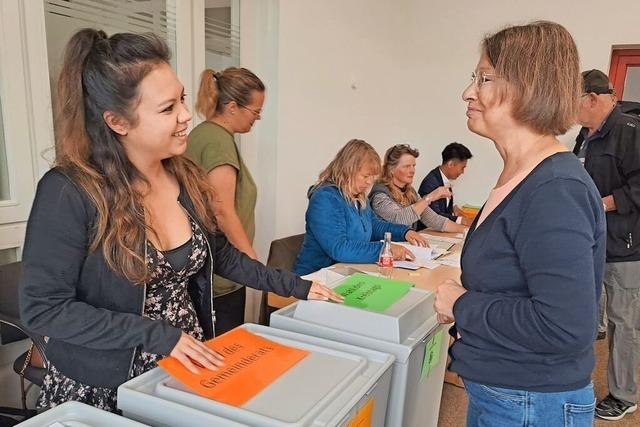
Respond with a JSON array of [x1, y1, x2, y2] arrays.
[[239, 104, 262, 119], [470, 71, 499, 88]]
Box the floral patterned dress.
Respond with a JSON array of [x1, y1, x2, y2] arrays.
[[37, 217, 208, 412]]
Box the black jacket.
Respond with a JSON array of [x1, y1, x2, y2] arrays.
[[418, 166, 456, 221], [573, 107, 640, 262], [19, 169, 311, 388]]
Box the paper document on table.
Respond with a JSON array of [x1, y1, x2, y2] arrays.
[[302, 268, 342, 287], [396, 259, 441, 270], [397, 242, 448, 265], [327, 265, 382, 278], [431, 247, 448, 259], [394, 260, 421, 270], [436, 252, 461, 268], [424, 239, 455, 251], [423, 234, 463, 245], [397, 242, 432, 262], [420, 260, 441, 269]]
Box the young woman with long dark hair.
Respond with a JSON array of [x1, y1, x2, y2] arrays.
[[19, 28, 340, 412]]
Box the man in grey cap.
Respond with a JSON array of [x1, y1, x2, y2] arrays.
[[574, 69, 640, 421]]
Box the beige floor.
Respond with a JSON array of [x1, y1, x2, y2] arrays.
[[438, 338, 639, 426]]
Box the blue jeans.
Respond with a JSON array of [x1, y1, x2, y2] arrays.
[[464, 379, 595, 427]]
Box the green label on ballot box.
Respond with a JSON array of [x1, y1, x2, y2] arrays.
[[333, 273, 413, 312], [421, 330, 443, 380]]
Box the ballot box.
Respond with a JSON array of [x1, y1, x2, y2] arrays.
[[16, 401, 149, 426], [117, 323, 394, 427], [270, 274, 448, 427]]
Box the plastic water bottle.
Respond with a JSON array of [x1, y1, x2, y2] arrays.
[[378, 232, 394, 278]]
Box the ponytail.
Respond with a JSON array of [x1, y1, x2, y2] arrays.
[[195, 69, 219, 121], [195, 67, 265, 120], [55, 29, 106, 174]]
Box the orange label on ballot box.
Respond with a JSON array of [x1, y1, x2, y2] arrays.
[[347, 398, 374, 427], [158, 328, 309, 406]]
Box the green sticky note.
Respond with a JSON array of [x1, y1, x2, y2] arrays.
[[332, 273, 413, 312], [421, 330, 444, 380]]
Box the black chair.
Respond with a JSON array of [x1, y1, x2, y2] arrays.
[[258, 234, 305, 325], [0, 262, 47, 424]]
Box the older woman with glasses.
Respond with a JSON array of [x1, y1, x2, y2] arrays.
[[186, 67, 264, 335], [433, 21, 606, 426], [293, 139, 427, 275], [370, 144, 467, 233]]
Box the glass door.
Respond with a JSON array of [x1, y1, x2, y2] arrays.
[[44, 0, 179, 129], [204, 0, 240, 71], [609, 48, 640, 102], [0, 85, 9, 202], [0, 0, 42, 263], [622, 65, 640, 102]]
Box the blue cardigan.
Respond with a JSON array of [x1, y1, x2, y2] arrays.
[[450, 152, 606, 392], [293, 184, 409, 275]]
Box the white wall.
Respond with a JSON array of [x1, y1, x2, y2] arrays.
[[241, 0, 640, 260]]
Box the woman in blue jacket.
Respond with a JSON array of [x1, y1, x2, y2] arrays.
[[294, 139, 426, 275]]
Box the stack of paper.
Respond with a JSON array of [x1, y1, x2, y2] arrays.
[[424, 239, 455, 251], [435, 252, 461, 268], [396, 242, 433, 261], [301, 267, 347, 286], [423, 234, 463, 245], [394, 242, 448, 269], [302, 265, 382, 286], [395, 259, 440, 270]]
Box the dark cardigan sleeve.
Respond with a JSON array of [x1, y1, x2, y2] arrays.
[[19, 170, 181, 355], [212, 231, 312, 299]]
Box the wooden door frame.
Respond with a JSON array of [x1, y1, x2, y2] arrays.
[[609, 48, 640, 100]]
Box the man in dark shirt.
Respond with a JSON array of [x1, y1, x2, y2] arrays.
[[574, 70, 615, 344], [418, 142, 472, 223], [575, 69, 640, 421]]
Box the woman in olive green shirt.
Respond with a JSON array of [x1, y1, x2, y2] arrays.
[[187, 67, 264, 335]]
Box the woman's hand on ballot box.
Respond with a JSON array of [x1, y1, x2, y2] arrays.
[[170, 332, 226, 374], [307, 282, 345, 303]]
